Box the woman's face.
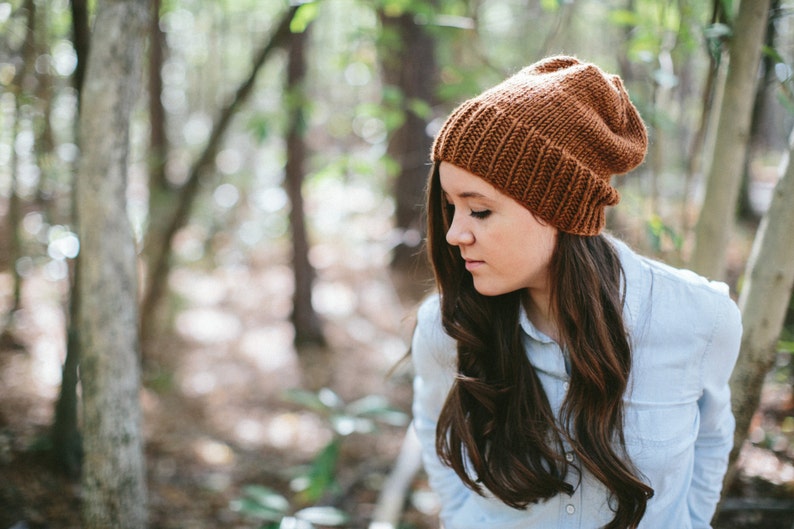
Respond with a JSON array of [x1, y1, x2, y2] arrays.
[[439, 162, 558, 297]]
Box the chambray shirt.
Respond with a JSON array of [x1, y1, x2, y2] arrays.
[[411, 237, 742, 529]]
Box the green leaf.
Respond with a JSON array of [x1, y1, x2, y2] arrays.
[[277, 516, 313, 529], [345, 394, 390, 415], [298, 439, 340, 503], [344, 395, 410, 426], [283, 388, 329, 413], [703, 22, 731, 40], [330, 414, 375, 436], [290, 2, 320, 33], [242, 485, 290, 512], [317, 387, 344, 409], [295, 506, 350, 526], [233, 498, 286, 522]]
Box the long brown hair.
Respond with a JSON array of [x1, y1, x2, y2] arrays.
[[425, 162, 653, 529]]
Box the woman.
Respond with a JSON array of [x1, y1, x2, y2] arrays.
[[411, 56, 742, 529]]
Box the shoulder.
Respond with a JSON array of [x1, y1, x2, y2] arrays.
[[612, 237, 741, 346], [613, 236, 737, 312]]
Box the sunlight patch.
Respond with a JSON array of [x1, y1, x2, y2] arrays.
[[313, 282, 356, 317], [239, 325, 296, 373], [176, 308, 241, 344], [193, 437, 235, 466], [266, 412, 331, 453]]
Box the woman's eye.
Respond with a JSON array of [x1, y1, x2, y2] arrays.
[[470, 209, 491, 219]]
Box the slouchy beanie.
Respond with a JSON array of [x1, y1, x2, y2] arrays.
[[432, 55, 647, 236]]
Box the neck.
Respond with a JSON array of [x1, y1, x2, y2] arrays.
[[523, 288, 559, 343]]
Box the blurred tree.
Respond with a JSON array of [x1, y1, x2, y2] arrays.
[[285, 19, 325, 347], [681, 0, 730, 234], [51, 0, 90, 479], [0, 0, 34, 343], [738, 0, 783, 222], [718, 123, 794, 507], [139, 5, 299, 358], [74, 0, 149, 526], [378, 0, 438, 282], [142, 0, 170, 338], [690, 0, 772, 279]]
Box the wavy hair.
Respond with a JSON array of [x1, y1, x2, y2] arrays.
[[425, 162, 653, 529]]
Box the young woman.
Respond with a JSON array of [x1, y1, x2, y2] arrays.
[[411, 56, 742, 529]]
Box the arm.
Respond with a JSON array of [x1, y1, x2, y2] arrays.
[[411, 295, 472, 520], [688, 292, 742, 528]]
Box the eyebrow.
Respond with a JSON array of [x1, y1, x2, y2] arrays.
[[442, 190, 493, 200]]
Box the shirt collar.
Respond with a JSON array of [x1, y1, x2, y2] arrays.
[[518, 304, 556, 344], [516, 234, 648, 342]]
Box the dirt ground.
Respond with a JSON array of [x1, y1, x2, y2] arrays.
[[1, 237, 794, 529]]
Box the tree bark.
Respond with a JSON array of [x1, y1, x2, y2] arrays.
[[284, 26, 325, 347], [70, 0, 90, 96], [690, 0, 772, 279], [720, 126, 794, 494], [379, 6, 437, 280], [681, 0, 728, 235], [51, 0, 92, 478], [139, 0, 171, 349], [75, 0, 149, 526]]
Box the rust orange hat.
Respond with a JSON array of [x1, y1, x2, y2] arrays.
[[432, 56, 647, 236]]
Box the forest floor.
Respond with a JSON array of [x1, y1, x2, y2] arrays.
[[1, 218, 794, 529]]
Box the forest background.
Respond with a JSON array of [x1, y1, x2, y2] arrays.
[[1, 0, 794, 528]]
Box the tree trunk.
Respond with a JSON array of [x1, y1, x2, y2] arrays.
[[690, 0, 771, 279], [74, 0, 149, 527], [139, 0, 171, 350], [737, 0, 781, 222], [71, 0, 90, 96], [720, 126, 794, 494], [139, 6, 298, 358], [51, 0, 91, 478], [681, 0, 728, 234], [378, 5, 438, 290], [284, 26, 325, 347]]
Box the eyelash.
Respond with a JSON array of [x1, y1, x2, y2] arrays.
[[444, 202, 491, 220]]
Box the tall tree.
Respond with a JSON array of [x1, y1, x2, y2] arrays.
[[74, 0, 149, 526], [689, 0, 772, 279], [719, 125, 794, 494], [378, 2, 438, 289], [284, 24, 325, 347], [51, 0, 91, 479]]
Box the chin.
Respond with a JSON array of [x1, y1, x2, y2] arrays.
[[472, 282, 509, 297]]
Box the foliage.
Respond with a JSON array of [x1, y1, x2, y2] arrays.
[[232, 484, 349, 529], [645, 214, 683, 254], [232, 388, 408, 527]]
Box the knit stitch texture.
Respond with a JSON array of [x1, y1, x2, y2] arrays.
[[432, 56, 648, 235]]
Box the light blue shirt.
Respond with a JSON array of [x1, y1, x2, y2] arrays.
[[411, 238, 742, 529]]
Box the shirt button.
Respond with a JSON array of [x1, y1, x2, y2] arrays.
[[566, 504, 576, 515], [565, 452, 574, 462], [563, 381, 570, 391]]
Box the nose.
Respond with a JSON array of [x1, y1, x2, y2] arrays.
[[446, 213, 474, 247]]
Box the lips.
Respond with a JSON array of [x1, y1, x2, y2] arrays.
[[464, 258, 484, 271]]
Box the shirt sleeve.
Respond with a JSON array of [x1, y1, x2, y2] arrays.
[[411, 295, 472, 522], [688, 290, 742, 528]]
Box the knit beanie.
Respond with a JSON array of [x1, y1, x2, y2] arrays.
[[432, 56, 647, 236]]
